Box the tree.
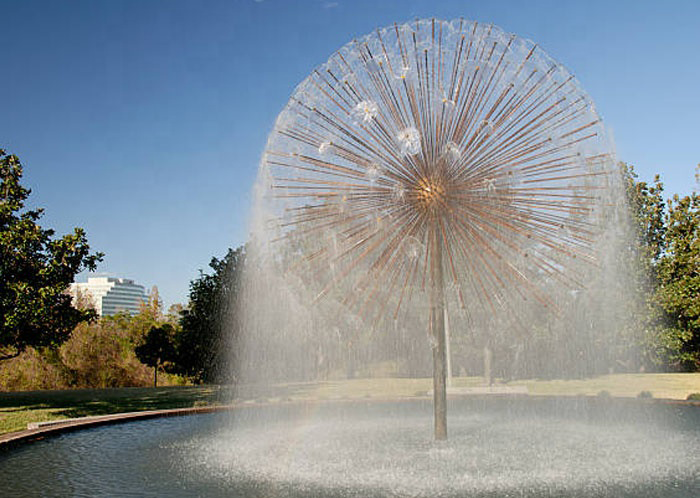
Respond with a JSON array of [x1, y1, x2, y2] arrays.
[[621, 163, 666, 265], [135, 324, 177, 387], [165, 303, 184, 325], [128, 285, 164, 344], [618, 163, 670, 369], [655, 193, 700, 370], [620, 164, 700, 371], [0, 150, 103, 360], [174, 246, 245, 384]]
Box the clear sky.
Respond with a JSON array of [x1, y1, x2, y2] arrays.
[[1, 0, 698, 307]]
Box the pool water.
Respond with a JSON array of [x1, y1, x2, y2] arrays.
[[1, 398, 699, 497]]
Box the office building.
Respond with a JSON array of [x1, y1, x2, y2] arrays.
[[69, 277, 147, 316]]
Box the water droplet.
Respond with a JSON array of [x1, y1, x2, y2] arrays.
[[442, 96, 457, 110], [366, 58, 381, 74], [373, 214, 386, 232], [479, 120, 495, 137], [395, 64, 411, 79], [506, 169, 523, 188], [391, 183, 406, 202], [353, 100, 378, 124], [397, 127, 421, 155], [366, 163, 383, 183], [319, 141, 333, 156], [403, 236, 423, 261], [445, 141, 461, 161], [329, 192, 348, 216]]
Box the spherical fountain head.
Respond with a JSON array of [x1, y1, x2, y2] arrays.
[[251, 15, 617, 337]]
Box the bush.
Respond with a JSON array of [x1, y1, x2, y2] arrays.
[[0, 348, 67, 390], [60, 319, 152, 388], [637, 390, 653, 399], [0, 310, 185, 391], [687, 393, 700, 401]]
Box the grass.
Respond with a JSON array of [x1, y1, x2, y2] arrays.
[[1, 373, 699, 436], [270, 373, 700, 402], [512, 373, 700, 400], [0, 385, 223, 435]]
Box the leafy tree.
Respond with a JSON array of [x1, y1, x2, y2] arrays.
[[617, 163, 670, 369], [127, 285, 164, 344], [174, 246, 245, 384], [621, 163, 666, 264], [655, 193, 700, 370], [0, 150, 103, 360], [143, 285, 164, 321], [135, 324, 177, 387], [166, 303, 184, 325]]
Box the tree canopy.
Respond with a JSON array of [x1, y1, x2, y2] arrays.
[[0, 150, 103, 360], [174, 246, 245, 383], [620, 163, 700, 371], [135, 324, 177, 387], [655, 193, 700, 370]]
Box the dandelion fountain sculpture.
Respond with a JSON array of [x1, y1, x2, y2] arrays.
[[220, 22, 700, 494], [252, 18, 615, 439], [3, 19, 700, 498]]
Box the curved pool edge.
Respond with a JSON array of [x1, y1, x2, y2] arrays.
[[0, 395, 423, 450], [2, 394, 698, 451], [0, 405, 236, 450]]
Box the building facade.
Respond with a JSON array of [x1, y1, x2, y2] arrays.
[[69, 277, 147, 316]]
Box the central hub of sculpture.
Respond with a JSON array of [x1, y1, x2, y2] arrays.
[[416, 176, 447, 210]]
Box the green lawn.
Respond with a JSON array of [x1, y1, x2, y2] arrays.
[[0, 385, 223, 435], [1, 373, 699, 436]]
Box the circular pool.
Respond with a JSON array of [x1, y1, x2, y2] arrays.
[[1, 397, 699, 497]]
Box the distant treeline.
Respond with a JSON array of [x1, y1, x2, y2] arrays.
[[1, 149, 698, 391]]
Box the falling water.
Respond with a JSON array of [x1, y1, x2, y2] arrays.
[[238, 17, 626, 394], [220, 17, 695, 495]]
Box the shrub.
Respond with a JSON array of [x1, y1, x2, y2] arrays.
[[637, 391, 653, 399], [60, 320, 151, 388], [0, 308, 185, 391], [687, 393, 700, 401], [0, 348, 67, 390]]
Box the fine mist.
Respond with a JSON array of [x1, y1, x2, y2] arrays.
[[203, 19, 700, 498], [232, 18, 636, 393], [234, 163, 635, 389]]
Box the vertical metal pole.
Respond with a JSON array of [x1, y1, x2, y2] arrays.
[[484, 345, 493, 387], [431, 232, 447, 440], [444, 305, 452, 388]]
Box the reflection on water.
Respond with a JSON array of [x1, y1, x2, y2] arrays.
[[1, 398, 699, 497]]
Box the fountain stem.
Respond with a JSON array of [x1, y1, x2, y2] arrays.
[[431, 231, 447, 440]]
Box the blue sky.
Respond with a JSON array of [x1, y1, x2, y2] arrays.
[[1, 0, 698, 307]]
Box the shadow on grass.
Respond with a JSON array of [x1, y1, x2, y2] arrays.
[[0, 385, 225, 420]]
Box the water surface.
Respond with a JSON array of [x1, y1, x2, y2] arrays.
[[1, 398, 698, 497]]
